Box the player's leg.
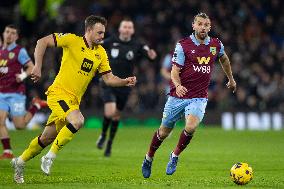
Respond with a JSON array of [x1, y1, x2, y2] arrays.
[[12, 96, 47, 130], [44, 109, 84, 165], [0, 109, 13, 159], [104, 90, 129, 157], [97, 102, 116, 149], [104, 108, 120, 157], [141, 126, 174, 178], [166, 98, 208, 175], [11, 123, 57, 184], [39, 91, 81, 174], [97, 87, 116, 149], [0, 94, 22, 159], [142, 96, 184, 178]]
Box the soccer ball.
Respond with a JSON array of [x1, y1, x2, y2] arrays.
[[230, 162, 253, 185]]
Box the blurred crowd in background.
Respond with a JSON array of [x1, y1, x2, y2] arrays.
[[0, 0, 284, 114]]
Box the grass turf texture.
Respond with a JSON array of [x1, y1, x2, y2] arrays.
[[0, 126, 283, 189]]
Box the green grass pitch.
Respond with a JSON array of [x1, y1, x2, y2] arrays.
[[0, 126, 283, 188]]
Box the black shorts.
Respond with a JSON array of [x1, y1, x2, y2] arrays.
[[101, 86, 131, 111]]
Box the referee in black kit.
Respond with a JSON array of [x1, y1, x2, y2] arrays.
[[96, 18, 157, 157]]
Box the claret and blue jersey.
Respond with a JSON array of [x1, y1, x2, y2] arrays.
[[162, 34, 225, 127], [170, 33, 224, 99], [0, 42, 31, 94], [0, 42, 31, 116]]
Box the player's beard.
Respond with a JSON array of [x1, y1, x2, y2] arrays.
[[94, 39, 103, 45], [196, 31, 207, 40], [4, 37, 13, 45]]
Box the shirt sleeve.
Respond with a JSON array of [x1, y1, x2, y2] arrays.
[[218, 40, 225, 57], [162, 54, 172, 69], [18, 48, 31, 65], [136, 41, 150, 58], [98, 49, 112, 75], [53, 33, 76, 47], [172, 42, 185, 66]]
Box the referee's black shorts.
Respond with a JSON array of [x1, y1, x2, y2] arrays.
[[101, 86, 131, 111]]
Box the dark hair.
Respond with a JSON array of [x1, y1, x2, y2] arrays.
[[85, 15, 107, 31], [193, 12, 210, 22], [5, 24, 19, 34], [121, 17, 133, 23]]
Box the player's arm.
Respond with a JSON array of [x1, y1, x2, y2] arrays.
[[161, 67, 171, 81], [171, 64, 187, 97], [15, 61, 33, 83], [15, 47, 34, 82], [160, 54, 172, 81], [99, 48, 136, 87], [171, 42, 187, 97], [140, 44, 157, 60], [31, 34, 55, 82], [101, 72, 136, 87], [219, 52, 237, 93]]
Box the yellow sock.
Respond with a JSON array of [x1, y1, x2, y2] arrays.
[[20, 136, 44, 162], [50, 124, 77, 155]]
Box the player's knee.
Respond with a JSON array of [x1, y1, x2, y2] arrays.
[[158, 128, 171, 139], [105, 111, 116, 119], [40, 134, 55, 145], [112, 114, 120, 121], [185, 124, 197, 134], [14, 122, 26, 130], [0, 117, 6, 126], [70, 116, 84, 130]]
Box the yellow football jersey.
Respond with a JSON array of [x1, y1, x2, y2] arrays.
[[49, 33, 111, 102]]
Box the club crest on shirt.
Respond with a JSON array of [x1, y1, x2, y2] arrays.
[[111, 48, 119, 58], [210, 47, 216, 55], [9, 52, 15, 59], [126, 51, 134, 60]]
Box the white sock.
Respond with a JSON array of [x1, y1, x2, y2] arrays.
[[45, 151, 56, 159], [17, 157, 25, 165], [3, 149, 13, 154], [34, 103, 41, 110], [145, 154, 153, 162], [172, 152, 178, 158]]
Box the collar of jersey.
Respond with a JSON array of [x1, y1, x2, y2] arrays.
[[2, 42, 17, 51], [190, 33, 210, 46], [83, 36, 94, 50]]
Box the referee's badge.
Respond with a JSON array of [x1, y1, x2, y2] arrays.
[[126, 50, 134, 60], [111, 48, 119, 58]]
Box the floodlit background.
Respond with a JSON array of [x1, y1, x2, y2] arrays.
[[0, 1, 284, 188], [1, 0, 284, 130]]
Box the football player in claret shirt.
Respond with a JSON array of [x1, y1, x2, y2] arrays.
[[0, 25, 47, 159], [141, 13, 237, 178], [11, 15, 137, 184], [96, 18, 156, 157]]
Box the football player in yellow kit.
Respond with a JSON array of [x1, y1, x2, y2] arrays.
[[11, 15, 136, 184]]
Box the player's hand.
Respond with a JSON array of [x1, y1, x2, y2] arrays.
[[125, 76, 137, 87], [15, 71, 28, 83], [226, 79, 237, 93], [176, 85, 187, 97], [30, 65, 42, 83], [148, 49, 157, 60], [15, 74, 22, 83]]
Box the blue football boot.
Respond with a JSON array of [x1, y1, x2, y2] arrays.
[[166, 152, 178, 175], [142, 157, 152, 178]]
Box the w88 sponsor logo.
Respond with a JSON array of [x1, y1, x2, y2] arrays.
[[192, 65, 210, 73]]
